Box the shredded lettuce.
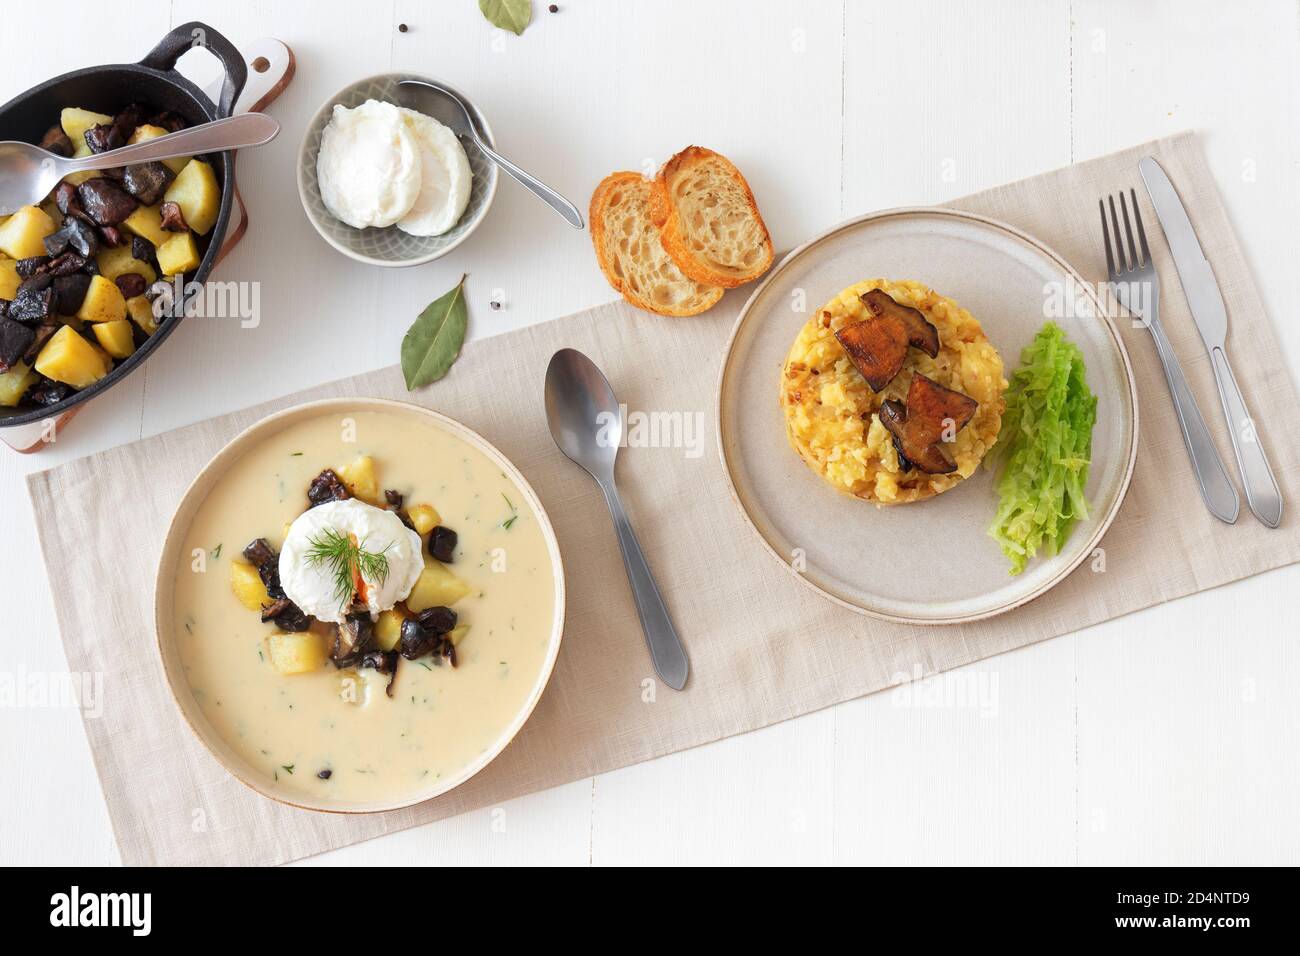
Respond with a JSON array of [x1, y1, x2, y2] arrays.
[[987, 322, 1097, 575]]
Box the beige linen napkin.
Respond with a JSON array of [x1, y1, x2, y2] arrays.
[[29, 132, 1300, 865]]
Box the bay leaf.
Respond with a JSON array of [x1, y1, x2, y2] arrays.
[[401, 275, 468, 389], [479, 0, 532, 36]]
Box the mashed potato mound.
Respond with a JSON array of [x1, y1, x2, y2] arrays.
[[780, 278, 1007, 504]]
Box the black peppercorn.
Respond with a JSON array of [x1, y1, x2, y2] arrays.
[[398, 23, 408, 33]]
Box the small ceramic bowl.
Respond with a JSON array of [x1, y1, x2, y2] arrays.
[[296, 73, 499, 267]]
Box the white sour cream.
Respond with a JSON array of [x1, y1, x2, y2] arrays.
[[279, 498, 424, 624], [316, 99, 422, 229]]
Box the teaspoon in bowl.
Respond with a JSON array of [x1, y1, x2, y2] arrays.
[[0, 112, 280, 216], [544, 348, 689, 689], [398, 78, 584, 229]]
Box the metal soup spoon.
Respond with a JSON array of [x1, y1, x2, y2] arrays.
[[398, 78, 584, 229], [544, 349, 690, 690], [0, 112, 280, 216]]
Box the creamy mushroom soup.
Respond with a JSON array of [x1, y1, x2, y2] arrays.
[[169, 409, 558, 805]]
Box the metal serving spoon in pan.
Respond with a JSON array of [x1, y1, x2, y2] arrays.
[[0, 112, 279, 216]]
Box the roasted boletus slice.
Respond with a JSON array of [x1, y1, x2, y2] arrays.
[[122, 162, 174, 206], [40, 125, 74, 157], [158, 201, 188, 232], [307, 468, 351, 508], [878, 372, 979, 475], [359, 649, 400, 697], [0, 320, 35, 373], [834, 312, 909, 391], [53, 274, 92, 315], [77, 178, 138, 226], [860, 289, 940, 358], [242, 537, 286, 599], [331, 611, 375, 668], [260, 597, 313, 632]]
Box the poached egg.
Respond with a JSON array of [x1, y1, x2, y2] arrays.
[[279, 498, 424, 624], [316, 99, 422, 229]]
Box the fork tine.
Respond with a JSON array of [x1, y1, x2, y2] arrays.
[[1099, 199, 1116, 276], [1119, 192, 1139, 270], [1130, 188, 1150, 267], [1108, 195, 1126, 271]]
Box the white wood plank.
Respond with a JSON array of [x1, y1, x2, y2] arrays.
[[842, 0, 1074, 213], [0, 0, 172, 868], [830, 0, 1078, 867], [1071, 0, 1300, 865], [292, 780, 593, 866], [591, 709, 837, 866], [832, 637, 1077, 865]]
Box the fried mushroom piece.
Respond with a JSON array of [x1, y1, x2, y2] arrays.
[[307, 468, 352, 508], [331, 610, 375, 668], [77, 178, 138, 226], [158, 201, 188, 232], [40, 125, 74, 157], [242, 537, 286, 599], [833, 290, 943, 392], [834, 313, 908, 392], [0, 320, 35, 373], [878, 372, 979, 475], [122, 162, 175, 206], [860, 289, 939, 357], [259, 597, 313, 632], [359, 649, 400, 698]]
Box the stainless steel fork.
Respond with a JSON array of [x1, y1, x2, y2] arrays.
[[1099, 189, 1240, 524]]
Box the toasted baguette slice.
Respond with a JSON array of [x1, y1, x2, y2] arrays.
[[589, 172, 724, 317], [649, 146, 774, 289]]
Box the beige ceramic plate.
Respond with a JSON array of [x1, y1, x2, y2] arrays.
[[717, 208, 1138, 624], [154, 398, 565, 813]]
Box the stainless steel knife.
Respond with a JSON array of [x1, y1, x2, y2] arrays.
[[1138, 156, 1283, 528]]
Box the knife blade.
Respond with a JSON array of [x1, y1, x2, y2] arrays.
[[1138, 156, 1283, 528], [1138, 158, 1227, 350]]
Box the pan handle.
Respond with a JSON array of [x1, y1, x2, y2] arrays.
[[139, 21, 248, 118]]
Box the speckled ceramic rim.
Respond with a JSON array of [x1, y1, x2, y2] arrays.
[[153, 398, 566, 814], [295, 72, 500, 268], [715, 207, 1140, 626]]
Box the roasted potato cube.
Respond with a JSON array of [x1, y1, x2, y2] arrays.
[[92, 319, 136, 359], [405, 559, 471, 611], [121, 204, 170, 248], [128, 124, 190, 174], [336, 455, 378, 503], [407, 503, 441, 536], [96, 245, 158, 283], [60, 107, 112, 153], [0, 206, 57, 259], [375, 608, 406, 652], [267, 632, 327, 675], [447, 623, 471, 647], [162, 159, 220, 235], [35, 326, 110, 388], [155, 231, 200, 276], [75, 274, 128, 323], [229, 559, 271, 611], [0, 362, 38, 406], [0, 259, 20, 299], [126, 294, 159, 335]]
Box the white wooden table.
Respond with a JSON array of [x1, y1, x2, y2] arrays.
[[2, 0, 1296, 866]]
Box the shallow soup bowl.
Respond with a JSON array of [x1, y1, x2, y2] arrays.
[[154, 398, 566, 813]]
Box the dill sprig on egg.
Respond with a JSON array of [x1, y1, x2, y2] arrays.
[[304, 527, 392, 610]]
